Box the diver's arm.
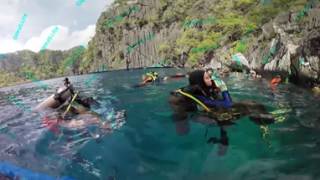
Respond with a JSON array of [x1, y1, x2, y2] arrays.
[[196, 91, 233, 108], [68, 84, 75, 95], [143, 76, 153, 83], [137, 76, 153, 86]]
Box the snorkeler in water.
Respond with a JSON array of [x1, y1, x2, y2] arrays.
[[142, 71, 159, 84], [134, 71, 159, 87], [135, 71, 189, 88]]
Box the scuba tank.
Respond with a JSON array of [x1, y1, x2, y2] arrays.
[[34, 86, 73, 111]]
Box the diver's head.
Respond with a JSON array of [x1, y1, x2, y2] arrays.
[[189, 70, 212, 88], [64, 77, 70, 86]]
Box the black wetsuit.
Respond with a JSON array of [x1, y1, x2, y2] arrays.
[[54, 84, 74, 104]]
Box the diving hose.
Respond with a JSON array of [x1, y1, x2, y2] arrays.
[[62, 91, 79, 118], [176, 89, 211, 113]]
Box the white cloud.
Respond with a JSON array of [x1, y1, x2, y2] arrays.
[[0, 38, 24, 53], [0, 0, 115, 54], [0, 24, 95, 53]]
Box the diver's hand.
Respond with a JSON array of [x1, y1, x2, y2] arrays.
[[213, 78, 228, 92]]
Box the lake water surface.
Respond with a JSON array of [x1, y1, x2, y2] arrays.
[[0, 68, 319, 180]]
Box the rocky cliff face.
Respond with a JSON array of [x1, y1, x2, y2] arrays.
[[257, 5, 319, 86], [1, 0, 319, 88], [0, 48, 82, 87], [90, 0, 319, 86], [0, 51, 37, 72], [209, 1, 320, 87], [84, 0, 183, 72]]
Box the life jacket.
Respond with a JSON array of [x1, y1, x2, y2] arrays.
[[146, 72, 158, 81], [169, 86, 210, 113], [169, 87, 237, 122]]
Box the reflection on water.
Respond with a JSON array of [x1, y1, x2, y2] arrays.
[[0, 69, 319, 179]]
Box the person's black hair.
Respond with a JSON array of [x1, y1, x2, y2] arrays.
[[64, 77, 70, 84], [188, 70, 211, 96]]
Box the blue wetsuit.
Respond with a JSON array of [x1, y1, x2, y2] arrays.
[[196, 91, 233, 109]]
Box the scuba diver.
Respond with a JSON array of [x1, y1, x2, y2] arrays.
[[175, 69, 233, 109], [135, 71, 189, 88], [35, 77, 102, 129], [35, 78, 125, 137], [35, 78, 98, 111], [169, 69, 275, 124], [134, 71, 160, 87], [54, 77, 75, 106], [142, 71, 159, 84], [169, 69, 275, 155]]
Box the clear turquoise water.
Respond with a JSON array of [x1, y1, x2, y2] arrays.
[[0, 68, 319, 180]]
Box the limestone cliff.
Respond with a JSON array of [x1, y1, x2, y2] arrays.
[[1, 0, 319, 88], [205, 0, 320, 87]]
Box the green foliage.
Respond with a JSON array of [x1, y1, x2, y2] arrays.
[[0, 70, 25, 87], [247, 0, 304, 25], [176, 29, 203, 48], [156, 41, 177, 64], [165, 0, 303, 66], [158, 43, 171, 56], [58, 46, 85, 75], [234, 0, 257, 11], [188, 52, 202, 65], [102, 5, 141, 29], [79, 42, 95, 73], [217, 13, 250, 34], [176, 29, 222, 64], [191, 38, 220, 53], [244, 23, 258, 34], [235, 40, 247, 53], [182, 16, 217, 29], [159, 0, 195, 26]]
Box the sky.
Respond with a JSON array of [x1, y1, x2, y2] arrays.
[[0, 0, 115, 54]]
